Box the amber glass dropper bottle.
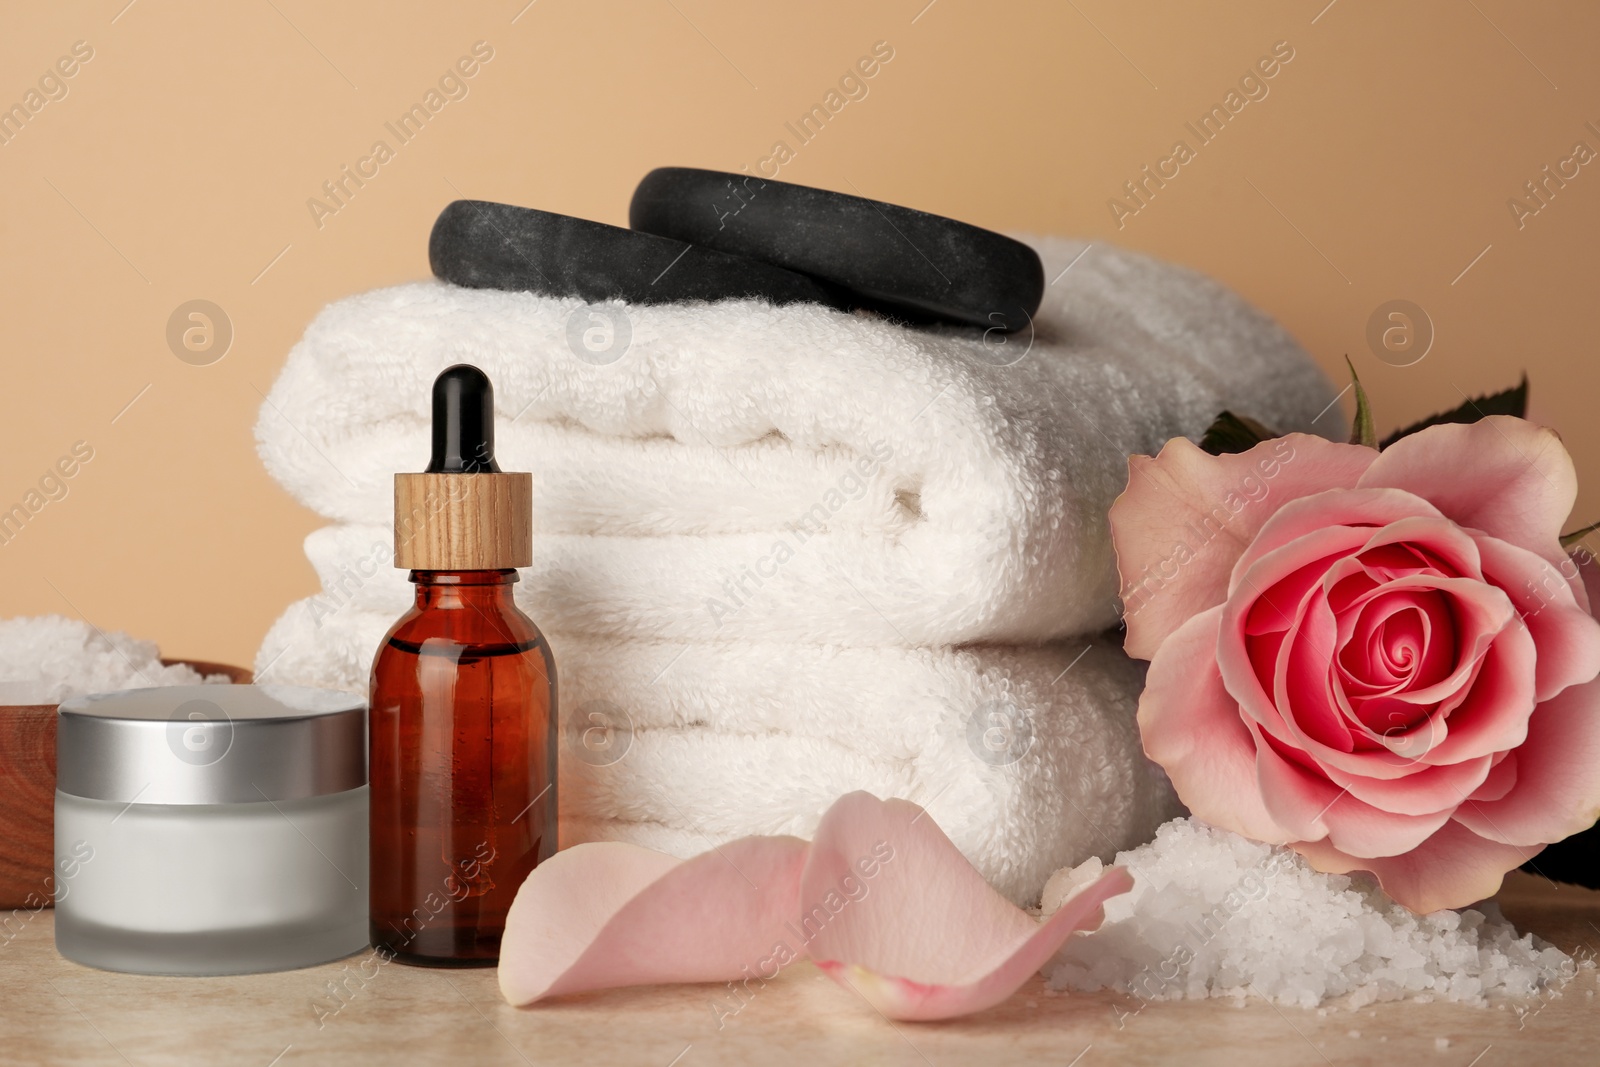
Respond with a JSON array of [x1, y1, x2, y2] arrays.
[[369, 364, 557, 967]]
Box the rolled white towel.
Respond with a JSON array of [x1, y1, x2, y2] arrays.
[[256, 238, 1338, 645], [257, 601, 1179, 905]]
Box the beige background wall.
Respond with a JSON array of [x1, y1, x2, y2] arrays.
[[2, 0, 1596, 669]]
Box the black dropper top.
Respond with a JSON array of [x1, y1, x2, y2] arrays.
[[425, 364, 502, 473]]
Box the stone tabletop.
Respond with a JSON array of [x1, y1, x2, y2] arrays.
[[3, 872, 1597, 1067]]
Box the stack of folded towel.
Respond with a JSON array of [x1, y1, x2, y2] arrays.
[[254, 236, 1339, 903]]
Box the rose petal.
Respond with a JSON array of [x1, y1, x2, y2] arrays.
[[498, 792, 1132, 1019], [1338, 590, 1454, 700], [1246, 557, 1336, 637], [498, 837, 808, 1006], [1417, 624, 1537, 765], [1240, 567, 1519, 779], [1221, 524, 1374, 740], [1252, 723, 1453, 855], [1140, 607, 1296, 844], [1475, 534, 1600, 701], [1112, 434, 1376, 660], [801, 793, 1132, 1021], [1346, 575, 1515, 709], [1275, 584, 1356, 752], [1468, 751, 1518, 803], [1347, 515, 1485, 583], [1358, 417, 1577, 567], [1452, 678, 1600, 846], [1323, 753, 1493, 817], [1229, 488, 1444, 596], [1293, 820, 1542, 913], [1223, 533, 1450, 779]]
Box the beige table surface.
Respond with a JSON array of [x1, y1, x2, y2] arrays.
[[3, 872, 1598, 1067]]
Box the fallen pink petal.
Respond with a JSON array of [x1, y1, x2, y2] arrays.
[[496, 792, 1133, 1020], [802, 793, 1133, 1020], [498, 836, 808, 1006]]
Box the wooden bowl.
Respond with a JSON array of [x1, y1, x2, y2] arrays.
[[0, 659, 252, 909]]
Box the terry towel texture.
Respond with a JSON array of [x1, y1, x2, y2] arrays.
[[254, 236, 1338, 902], [256, 238, 1338, 646], [258, 606, 1175, 905]]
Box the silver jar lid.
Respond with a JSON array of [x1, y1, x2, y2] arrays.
[[56, 685, 366, 805]]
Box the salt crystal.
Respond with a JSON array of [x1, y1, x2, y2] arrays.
[[0, 615, 230, 703], [1041, 818, 1575, 1009], [1435, 1037, 1450, 1050]]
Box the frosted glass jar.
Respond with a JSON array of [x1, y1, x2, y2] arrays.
[[54, 685, 368, 975]]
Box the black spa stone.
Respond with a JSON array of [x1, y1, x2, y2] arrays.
[[429, 200, 847, 309], [629, 167, 1044, 332]]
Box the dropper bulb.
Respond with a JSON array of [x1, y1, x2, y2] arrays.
[[426, 364, 501, 473]]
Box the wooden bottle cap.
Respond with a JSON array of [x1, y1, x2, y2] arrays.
[[393, 471, 532, 570]]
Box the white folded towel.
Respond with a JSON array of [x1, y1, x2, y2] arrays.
[[255, 237, 1338, 646], [256, 599, 1179, 905]]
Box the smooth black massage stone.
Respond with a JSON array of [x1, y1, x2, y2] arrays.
[[429, 200, 847, 308], [629, 168, 1044, 332]]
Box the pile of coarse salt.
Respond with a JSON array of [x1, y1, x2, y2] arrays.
[[0, 615, 231, 704], [1042, 818, 1581, 1009]]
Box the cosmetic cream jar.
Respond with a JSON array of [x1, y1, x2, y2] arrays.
[[54, 684, 368, 975]]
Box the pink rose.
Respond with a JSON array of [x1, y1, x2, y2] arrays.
[[1112, 417, 1600, 912]]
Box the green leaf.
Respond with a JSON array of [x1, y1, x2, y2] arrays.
[[1200, 411, 1279, 456], [1346, 356, 1377, 449], [1561, 521, 1600, 550], [1378, 375, 1529, 450]]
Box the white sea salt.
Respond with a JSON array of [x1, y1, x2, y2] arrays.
[[1041, 818, 1580, 1009], [0, 615, 230, 703]]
